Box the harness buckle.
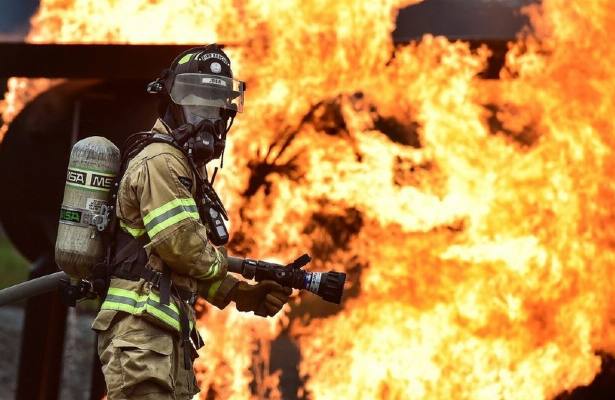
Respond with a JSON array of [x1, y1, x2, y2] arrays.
[[149, 270, 162, 288]]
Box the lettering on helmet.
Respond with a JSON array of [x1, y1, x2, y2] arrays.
[[202, 77, 227, 87], [196, 52, 230, 66]]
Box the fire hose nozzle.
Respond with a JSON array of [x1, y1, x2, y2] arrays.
[[314, 270, 346, 304], [227, 254, 346, 304]]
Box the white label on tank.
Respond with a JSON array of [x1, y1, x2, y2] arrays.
[[86, 198, 106, 213]]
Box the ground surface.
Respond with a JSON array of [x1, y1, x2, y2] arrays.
[[0, 305, 96, 400]]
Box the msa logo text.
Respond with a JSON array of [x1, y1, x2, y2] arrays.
[[91, 174, 113, 189], [67, 169, 86, 185], [60, 208, 81, 223]]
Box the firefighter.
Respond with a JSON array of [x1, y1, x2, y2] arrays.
[[91, 44, 292, 399]]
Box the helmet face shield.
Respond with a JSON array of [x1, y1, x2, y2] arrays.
[[182, 105, 221, 125], [170, 73, 245, 113]]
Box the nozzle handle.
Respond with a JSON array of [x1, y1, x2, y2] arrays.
[[289, 254, 311, 270], [227, 255, 245, 274]]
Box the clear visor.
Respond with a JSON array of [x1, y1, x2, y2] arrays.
[[170, 73, 245, 113]]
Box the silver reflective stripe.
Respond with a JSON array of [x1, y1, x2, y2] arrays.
[[307, 272, 323, 293]]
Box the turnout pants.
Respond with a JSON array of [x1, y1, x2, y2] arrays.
[[95, 312, 199, 400]]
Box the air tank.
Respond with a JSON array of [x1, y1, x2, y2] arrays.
[[55, 136, 120, 279]]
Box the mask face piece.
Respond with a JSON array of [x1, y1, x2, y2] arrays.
[[192, 130, 216, 163], [182, 105, 221, 126], [177, 105, 228, 165]]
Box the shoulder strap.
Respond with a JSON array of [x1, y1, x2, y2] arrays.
[[101, 130, 152, 266]]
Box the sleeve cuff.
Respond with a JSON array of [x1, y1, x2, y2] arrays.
[[204, 274, 240, 309]]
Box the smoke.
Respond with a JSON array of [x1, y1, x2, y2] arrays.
[[394, 0, 540, 41], [0, 30, 27, 42]]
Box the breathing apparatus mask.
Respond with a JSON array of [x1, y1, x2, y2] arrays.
[[147, 45, 246, 166], [170, 73, 244, 164]]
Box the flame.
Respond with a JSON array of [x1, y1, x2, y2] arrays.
[[2, 0, 614, 399]]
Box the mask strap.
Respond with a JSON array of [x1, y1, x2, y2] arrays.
[[207, 111, 234, 185], [210, 167, 218, 185], [226, 115, 235, 132], [216, 114, 233, 172]]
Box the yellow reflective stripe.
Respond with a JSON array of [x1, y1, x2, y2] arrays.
[[147, 210, 199, 238], [143, 198, 199, 239], [106, 287, 179, 312], [101, 301, 180, 331], [120, 220, 146, 238], [206, 279, 223, 301], [102, 287, 181, 331], [143, 305, 180, 331], [195, 252, 220, 281], [107, 287, 140, 301], [143, 198, 197, 226]]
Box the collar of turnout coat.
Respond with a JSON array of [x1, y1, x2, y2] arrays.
[[152, 118, 173, 136], [149, 118, 209, 176]]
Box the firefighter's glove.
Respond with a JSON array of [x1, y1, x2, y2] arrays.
[[231, 280, 292, 317]]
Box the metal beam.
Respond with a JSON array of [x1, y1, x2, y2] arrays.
[[0, 43, 206, 78], [0, 40, 510, 79]]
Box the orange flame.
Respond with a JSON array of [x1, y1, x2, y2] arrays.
[[1, 0, 614, 399]]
